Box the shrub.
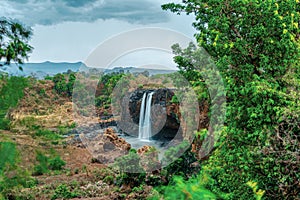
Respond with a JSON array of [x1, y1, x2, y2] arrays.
[[51, 184, 78, 200], [103, 175, 114, 185], [138, 84, 143, 89], [48, 156, 66, 170], [0, 76, 28, 130], [35, 129, 57, 138], [32, 151, 66, 176], [158, 176, 216, 200], [170, 95, 179, 103], [161, 141, 198, 182], [52, 73, 76, 97], [0, 142, 17, 174], [114, 149, 146, 187], [0, 142, 38, 198], [32, 151, 49, 176]]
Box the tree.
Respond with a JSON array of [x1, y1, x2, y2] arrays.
[[0, 18, 33, 69], [163, 1, 299, 199]]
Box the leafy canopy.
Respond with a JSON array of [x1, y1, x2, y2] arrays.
[[0, 18, 33, 69], [163, 0, 299, 199]]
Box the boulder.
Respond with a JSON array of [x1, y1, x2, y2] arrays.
[[137, 145, 161, 172], [80, 128, 131, 164]]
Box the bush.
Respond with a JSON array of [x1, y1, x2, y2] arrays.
[[51, 184, 78, 200], [150, 175, 216, 200], [138, 84, 143, 89], [161, 141, 198, 182], [0, 118, 10, 130], [114, 149, 146, 187], [103, 175, 114, 185], [35, 129, 61, 140], [0, 142, 17, 174], [32, 151, 66, 176], [170, 95, 179, 103], [52, 73, 76, 97], [48, 156, 66, 170], [0, 142, 38, 198], [0, 76, 28, 130], [32, 151, 49, 176]]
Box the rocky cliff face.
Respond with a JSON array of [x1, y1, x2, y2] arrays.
[[128, 89, 180, 141], [116, 88, 209, 141]]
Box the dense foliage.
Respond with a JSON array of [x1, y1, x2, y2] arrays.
[[46, 72, 76, 97], [95, 72, 126, 107], [0, 18, 33, 69], [0, 142, 37, 199], [114, 149, 146, 187], [150, 175, 216, 200], [33, 151, 66, 176], [163, 0, 300, 199], [0, 75, 28, 129], [161, 141, 199, 182]]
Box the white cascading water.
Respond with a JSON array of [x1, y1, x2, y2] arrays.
[[138, 93, 147, 139], [138, 92, 154, 141]]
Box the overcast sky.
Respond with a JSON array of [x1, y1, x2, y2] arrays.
[[1, 0, 196, 68]]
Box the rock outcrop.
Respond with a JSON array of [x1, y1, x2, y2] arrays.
[[128, 89, 180, 140], [137, 145, 161, 172], [110, 87, 209, 142], [80, 128, 131, 164]]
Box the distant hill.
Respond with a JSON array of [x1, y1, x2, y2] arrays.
[[0, 62, 177, 79], [103, 66, 177, 76], [0, 61, 86, 78]]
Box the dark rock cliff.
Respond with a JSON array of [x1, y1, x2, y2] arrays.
[[128, 89, 180, 140]]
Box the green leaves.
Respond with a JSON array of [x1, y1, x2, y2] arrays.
[[0, 18, 33, 67], [163, 0, 300, 199], [0, 76, 28, 130], [51, 72, 76, 97], [33, 151, 66, 176], [0, 142, 17, 174], [113, 150, 146, 187], [160, 175, 216, 200]]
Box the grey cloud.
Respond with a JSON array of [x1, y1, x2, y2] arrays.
[[1, 0, 169, 26], [61, 0, 98, 8]]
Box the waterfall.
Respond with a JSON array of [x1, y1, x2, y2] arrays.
[[138, 92, 154, 141], [138, 93, 147, 139]]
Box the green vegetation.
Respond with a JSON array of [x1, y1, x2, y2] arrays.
[[161, 141, 198, 182], [170, 95, 179, 104], [0, 142, 37, 199], [35, 128, 62, 140], [0, 76, 28, 130], [0, 18, 33, 69], [114, 149, 146, 187], [46, 72, 76, 97], [163, 0, 300, 199], [0, 142, 17, 174], [95, 72, 126, 107], [150, 175, 216, 200], [51, 184, 79, 200], [33, 151, 66, 176], [0, 1, 299, 199]]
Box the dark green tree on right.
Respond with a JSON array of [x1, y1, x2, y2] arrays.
[[163, 1, 299, 199]]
